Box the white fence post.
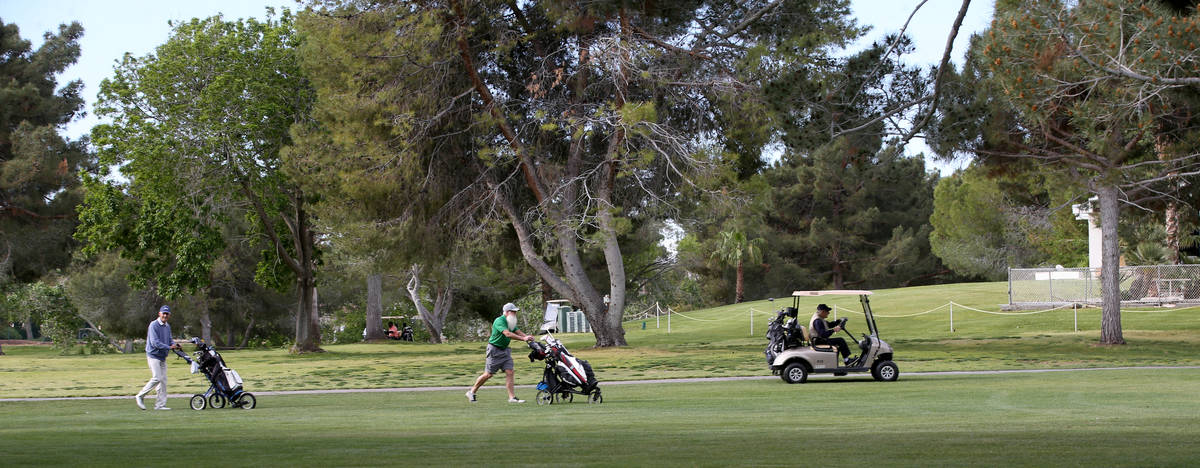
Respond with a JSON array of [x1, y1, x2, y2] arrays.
[[950, 302, 954, 332], [667, 306, 671, 334], [1074, 303, 1078, 332], [656, 302, 660, 329]]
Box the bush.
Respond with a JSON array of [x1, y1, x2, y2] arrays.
[[1, 326, 22, 340], [325, 305, 368, 344]]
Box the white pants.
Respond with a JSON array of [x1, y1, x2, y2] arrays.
[[137, 356, 168, 408]]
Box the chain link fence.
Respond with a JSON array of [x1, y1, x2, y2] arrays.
[[1009, 265, 1200, 306]]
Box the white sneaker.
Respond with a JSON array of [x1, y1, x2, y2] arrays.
[[154, 407, 171, 410], [508, 397, 525, 403], [135, 395, 145, 410], [466, 391, 477, 403]]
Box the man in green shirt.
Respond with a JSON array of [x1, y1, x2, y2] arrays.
[[466, 302, 535, 403]]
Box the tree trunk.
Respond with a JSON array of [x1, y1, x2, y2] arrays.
[[831, 248, 845, 290], [541, 279, 554, 306], [22, 318, 33, 340], [585, 9, 630, 348], [0, 342, 4, 355], [293, 277, 322, 353], [1165, 201, 1180, 264], [1157, 132, 1180, 265], [407, 265, 452, 344], [241, 182, 322, 353], [365, 274, 385, 341], [237, 315, 255, 349], [199, 293, 212, 343], [1097, 183, 1125, 345], [735, 260, 745, 303]]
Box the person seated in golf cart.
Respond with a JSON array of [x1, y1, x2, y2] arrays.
[[810, 304, 855, 365]]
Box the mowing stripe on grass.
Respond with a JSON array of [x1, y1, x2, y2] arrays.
[[4, 365, 1197, 402]]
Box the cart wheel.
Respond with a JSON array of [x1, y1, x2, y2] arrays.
[[561, 392, 573, 403], [872, 360, 899, 382], [208, 394, 226, 409], [536, 389, 553, 405], [189, 394, 206, 410], [588, 390, 602, 404], [234, 393, 256, 409], [781, 362, 808, 384]]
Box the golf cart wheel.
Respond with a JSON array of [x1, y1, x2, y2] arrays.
[[208, 394, 226, 409], [234, 393, 256, 409], [536, 390, 553, 405], [561, 392, 573, 403], [588, 390, 602, 404], [781, 362, 808, 384], [872, 360, 899, 382], [189, 394, 206, 410]]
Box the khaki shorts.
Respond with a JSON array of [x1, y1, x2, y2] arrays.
[[484, 344, 514, 373]]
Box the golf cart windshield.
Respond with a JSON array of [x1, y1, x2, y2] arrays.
[[790, 290, 878, 337]]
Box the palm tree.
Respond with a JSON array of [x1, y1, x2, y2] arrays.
[[711, 229, 765, 303]]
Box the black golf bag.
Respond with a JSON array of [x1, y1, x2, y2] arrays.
[[526, 333, 601, 404], [764, 307, 802, 365], [186, 338, 256, 410]]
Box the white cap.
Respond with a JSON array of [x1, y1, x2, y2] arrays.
[[502, 302, 520, 313]]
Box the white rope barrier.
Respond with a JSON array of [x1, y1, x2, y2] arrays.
[[668, 308, 743, 322], [626, 300, 1196, 335], [947, 301, 1074, 316], [833, 303, 952, 318]]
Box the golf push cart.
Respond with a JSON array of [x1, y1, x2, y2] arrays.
[[765, 290, 898, 384]]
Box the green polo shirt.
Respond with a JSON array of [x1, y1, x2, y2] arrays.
[[488, 315, 519, 348]]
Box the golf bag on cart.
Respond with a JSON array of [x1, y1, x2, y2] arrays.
[[764, 307, 803, 365], [186, 338, 256, 410], [526, 332, 601, 404]]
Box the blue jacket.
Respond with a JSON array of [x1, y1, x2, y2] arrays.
[[145, 319, 173, 360], [811, 317, 835, 340]]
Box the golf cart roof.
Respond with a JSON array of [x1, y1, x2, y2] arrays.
[[546, 299, 572, 304], [791, 290, 873, 297]]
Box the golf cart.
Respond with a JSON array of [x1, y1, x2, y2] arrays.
[[765, 290, 898, 383]]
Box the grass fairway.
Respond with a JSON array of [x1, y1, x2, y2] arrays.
[[4, 281, 1200, 398], [1, 369, 1198, 467]]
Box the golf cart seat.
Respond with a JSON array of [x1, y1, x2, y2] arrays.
[[800, 325, 838, 353]]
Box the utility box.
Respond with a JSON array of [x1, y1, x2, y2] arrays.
[[542, 299, 591, 333]]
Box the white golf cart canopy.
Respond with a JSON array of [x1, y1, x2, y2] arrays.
[[790, 290, 879, 336], [792, 290, 872, 296]]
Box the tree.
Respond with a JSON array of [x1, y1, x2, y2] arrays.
[[405, 264, 454, 343], [78, 12, 324, 352], [928, 165, 1088, 279], [711, 229, 764, 303], [0, 20, 91, 284], [296, 0, 861, 346], [954, 0, 1200, 344]]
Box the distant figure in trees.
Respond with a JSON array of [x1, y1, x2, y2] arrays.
[[400, 322, 414, 342], [387, 321, 401, 340]]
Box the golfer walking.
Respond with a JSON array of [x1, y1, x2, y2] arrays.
[[466, 302, 535, 403], [135, 305, 180, 410]]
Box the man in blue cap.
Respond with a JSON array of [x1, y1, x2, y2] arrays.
[[135, 305, 180, 410]]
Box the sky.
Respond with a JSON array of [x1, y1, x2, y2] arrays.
[[1, 0, 994, 174]]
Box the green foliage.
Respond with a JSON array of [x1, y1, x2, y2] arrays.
[[758, 140, 945, 292], [82, 11, 314, 298], [928, 166, 1086, 279], [63, 250, 155, 340], [2, 282, 91, 352], [0, 20, 92, 284]]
